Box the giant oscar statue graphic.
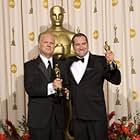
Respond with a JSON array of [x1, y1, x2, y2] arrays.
[[46, 5, 75, 59], [46, 5, 75, 140]]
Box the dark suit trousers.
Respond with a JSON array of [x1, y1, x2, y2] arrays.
[[72, 119, 109, 140], [29, 122, 64, 140], [29, 98, 64, 140], [29, 127, 51, 140]]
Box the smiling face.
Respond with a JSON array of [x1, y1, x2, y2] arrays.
[[38, 33, 55, 58], [72, 34, 89, 58], [50, 6, 64, 26]]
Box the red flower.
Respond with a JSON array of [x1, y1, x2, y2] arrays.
[[108, 111, 115, 121], [132, 135, 140, 140], [121, 125, 131, 136], [108, 111, 140, 140], [0, 133, 9, 140], [5, 119, 20, 139], [109, 133, 117, 140], [138, 124, 140, 134], [22, 131, 30, 140]]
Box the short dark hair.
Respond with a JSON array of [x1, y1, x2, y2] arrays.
[[71, 33, 88, 45]]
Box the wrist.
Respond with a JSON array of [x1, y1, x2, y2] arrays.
[[108, 61, 117, 70]]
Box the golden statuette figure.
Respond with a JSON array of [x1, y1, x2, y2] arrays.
[[46, 5, 75, 59], [54, 64, 63, 96], [104, 41, 117, 70], [104, 41, 111, 52], [54, 64, 61, 78]]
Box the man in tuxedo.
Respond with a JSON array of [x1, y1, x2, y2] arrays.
[[24, 32, 68, 140], [66, 33, 121, 140]]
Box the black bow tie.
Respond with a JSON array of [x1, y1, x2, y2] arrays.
[[74, 57, 84, 63]]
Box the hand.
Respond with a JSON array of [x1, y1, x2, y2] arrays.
[[105, 50, 114, 64], [53, 78, 62, 90], [63, 88, 70, 100]]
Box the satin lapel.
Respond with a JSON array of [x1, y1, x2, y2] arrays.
[[69, 68, 77, 84], [36, 56, 48, 80], [79, 54, 95, 83], [69, 57, 79, 84]]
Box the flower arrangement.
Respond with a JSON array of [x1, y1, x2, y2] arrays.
[[1, 112, 140, 140], [0, 116, 30, 140], [108, 111, 140, 140]]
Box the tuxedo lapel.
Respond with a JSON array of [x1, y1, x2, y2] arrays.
[[37, 57, 58, 81], [36, 56, 49, 80], [69, 55, 95, 84], [79, 54, 96, 83], [69, 68, 77, 84], [68, 57, 79, 84]]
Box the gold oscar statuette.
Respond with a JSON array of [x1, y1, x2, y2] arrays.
[[104, 41, 111, 52], [54, 64, 63, 96], [104, 41, 116, 70]]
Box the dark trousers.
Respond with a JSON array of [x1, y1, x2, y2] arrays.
[[72, 119, 109, 140], [29, 127, 64, 140], [29, 127, 51, 140], [29, 99, 64, 140]]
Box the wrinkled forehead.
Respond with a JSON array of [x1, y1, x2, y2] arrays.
[[51, 6, 64, 15]]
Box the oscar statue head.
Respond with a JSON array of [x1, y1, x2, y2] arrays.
[[50, 5, 65, 26]]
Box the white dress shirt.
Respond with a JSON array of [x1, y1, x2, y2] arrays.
[[40, 54, 53, 69], [71, 52, 89, 84], [40, 54, 56, 95]]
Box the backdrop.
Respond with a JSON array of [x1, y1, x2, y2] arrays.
[[0, 0, 140, 127]]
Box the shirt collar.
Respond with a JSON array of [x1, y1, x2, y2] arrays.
[[76, 52, 89, 63], [83, 52, 89, 63], [40, 54, 53, 67]]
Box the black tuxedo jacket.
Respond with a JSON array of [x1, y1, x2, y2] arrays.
[[24, 56, 68, 128], [66, 53, 121, 121]]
